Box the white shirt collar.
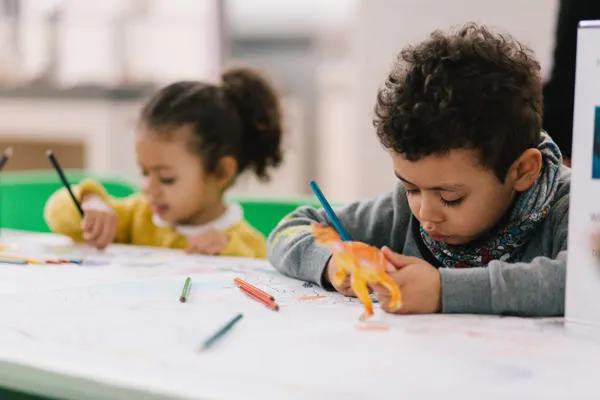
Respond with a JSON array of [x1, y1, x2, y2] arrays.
[[152, 203, 244, 237]]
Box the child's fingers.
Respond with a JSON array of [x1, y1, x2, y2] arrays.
[[80, 213, 92, 231], [372, 288, 405, 315], [371, 289, 394, 312], [186, 240, 206, 254], [219, 234, 229, 249], [81, 214, 98, 240], [211, 242, 226, 255], [379, 297, 395, 313], [203, 234, 228, 255], [185, 232, 227, 255], [186, 242, 201, 254], [208, 238, 227, 255], [381, 246, 418, 268], [369, 282, 386, 294], [94, 221, 110, 250], [335, 276, 356, 296], [338, 281, 356, 297], [202, 240, 218, 255], [197, 237, 214, 254], [96, 217, 116, 250], [187, 239, 210, 254], [90, 216, 105, 240], [385, 261, 396, 273]]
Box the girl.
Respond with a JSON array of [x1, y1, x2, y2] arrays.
[[44, 66, 284, 258]]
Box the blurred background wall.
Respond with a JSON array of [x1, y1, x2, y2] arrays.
[[0, 0, 559, 202]]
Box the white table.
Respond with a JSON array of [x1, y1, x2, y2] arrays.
[[0, 230, 598, 400]]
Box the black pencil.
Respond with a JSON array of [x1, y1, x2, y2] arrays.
[[0, 147, 13, 171], [46, 150, 84, 217]]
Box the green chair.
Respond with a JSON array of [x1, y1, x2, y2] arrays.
[[0, 169, 341, 237], [227, 195, 337, 238], [0, 169, 137, 232]]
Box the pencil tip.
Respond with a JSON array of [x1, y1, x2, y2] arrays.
[[46, 150, 53, 157], [4, 147, 12, 156]]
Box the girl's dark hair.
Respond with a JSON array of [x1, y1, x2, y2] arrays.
[[140, 66, 284, 181]]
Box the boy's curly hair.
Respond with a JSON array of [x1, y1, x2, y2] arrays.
[[374, 23, 543, 182]]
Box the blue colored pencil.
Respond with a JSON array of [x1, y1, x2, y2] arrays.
[[309, 181, 351, 241], [0, 257, 27, 265]]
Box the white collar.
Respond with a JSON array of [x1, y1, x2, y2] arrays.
[[151, 203, 244, 237]]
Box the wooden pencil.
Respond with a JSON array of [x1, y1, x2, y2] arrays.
[[179, 277, 191, 303], [0, 257, 27, 265], [46, 150, 84, 217], [0, 147, 13, 170], [234, 277, 275, 301], [0, 253, 42, 264], [200, 313, 243, 350], [238, 285, 279, 311]]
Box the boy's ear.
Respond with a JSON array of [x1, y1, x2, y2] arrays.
[[509, 148, 542, 192], [216, 156, 238, 189]]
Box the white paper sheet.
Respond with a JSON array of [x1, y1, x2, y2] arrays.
[[0, 230, 599, 399]]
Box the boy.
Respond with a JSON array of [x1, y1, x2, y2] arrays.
[[267, 23, 569, 317]]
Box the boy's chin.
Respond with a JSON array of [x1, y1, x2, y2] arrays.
[[443, 236, 469, 246], [445, 233, 485, 246]]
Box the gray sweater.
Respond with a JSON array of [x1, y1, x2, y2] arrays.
[[267, 167, 570, 317]]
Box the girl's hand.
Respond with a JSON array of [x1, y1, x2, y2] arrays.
[[186, 229, 229, 255], [80, 195, 118, 250]]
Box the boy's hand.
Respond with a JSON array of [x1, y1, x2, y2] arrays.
[[371, 247, 442, 314], [324, 258, 356, 297], [186, 229, 229, 255], [80, 195, 118, 250]]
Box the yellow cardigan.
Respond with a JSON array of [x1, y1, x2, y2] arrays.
[[43, 179, 266, 258]]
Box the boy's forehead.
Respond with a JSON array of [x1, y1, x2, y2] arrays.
[[391, 149, 489, 185]]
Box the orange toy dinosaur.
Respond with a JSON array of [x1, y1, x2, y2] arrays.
[[311, 222, 402, 320]]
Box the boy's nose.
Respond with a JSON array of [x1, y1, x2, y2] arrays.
[[422, 221, 436, 232], [418, 199, 443, 224]]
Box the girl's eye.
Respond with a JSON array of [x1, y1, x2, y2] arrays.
[[159, 177, 176, 185], [440, 197, 463, 207], [406, 189, 420, 196]]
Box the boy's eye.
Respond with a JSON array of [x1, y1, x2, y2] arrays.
[[159, 177, 176, 185], [406, 187, 463, 206], [440, 197, 463, 207]]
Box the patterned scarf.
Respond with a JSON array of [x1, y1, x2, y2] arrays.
[[420, 132, 562, 268]]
